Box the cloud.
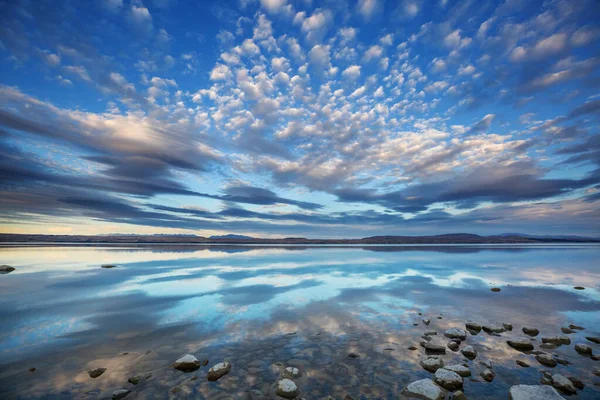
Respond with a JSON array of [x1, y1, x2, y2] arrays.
[[260, 0, 287, 14], [469, 114, 495, 133], [357, 0, 381, 20], [342, 65, 361, 79]]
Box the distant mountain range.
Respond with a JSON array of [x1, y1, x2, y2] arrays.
[[1, 233, 598, 244]]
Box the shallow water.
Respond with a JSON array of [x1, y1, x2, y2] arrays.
[[0, 244, 599, 399]]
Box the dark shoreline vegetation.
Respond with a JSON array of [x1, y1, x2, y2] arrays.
[[1, 233, 599, 245]]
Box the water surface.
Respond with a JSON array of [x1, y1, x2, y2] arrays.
[[0, 244, 599, 399]]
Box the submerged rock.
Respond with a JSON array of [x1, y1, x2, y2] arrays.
[[483, 325, 506, 334], [542, 336, 571, 346], [0, 265, 16, 274], [434, 368, 463, 391], [421, 341, 446, 354], [507, 337, 534, 351], [480, 369, 495, 382], [453, 390, 467, 400], [552, 374, 577, 395], [490, 287, 501, 292], [567, 376, 585, 390], [444, 328, 467, 341], [347, 352, 360, 358], [586, 336, 600, 344], [88, 368, 106, 378], [282, 366, 301, 378], [465, 322, 482, 334], [560, 327, 575, 334], [101, 264, 117, 269], [508, 385, 565, 400], [574, 343, 593, 355], [445, 364, 471, 377], [112, 389, 131, 399], [535, 353, 557, 367], [479, 358, 493, 369], [420, 356, 444, 373], [461, 345, 477, 359], [423, 318, 431, 325], [275, 378, 299, 399], [516, 360, 530, 368], [207, 362, 231, 381], [568, 324, 584, 330], [522, 326, 539, 336], [172, 354, 200, 372], [402, 378, 445, 400]]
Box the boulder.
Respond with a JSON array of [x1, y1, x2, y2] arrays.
[[434, 369, 463, 391], [508, 385, 566, 400], [88, 368, 106, 378], [402, 378, 445, 400], [172, 354, 200, 372], [552, 374, 576, 395], [207, 362, 231, 381], [461, 346, 477, 359], [507, 337, 534, 351], [445, 364, 471, 377], [420, 356, 444, 373], [444, 328, 467, 341], [275, 379, 299, 399], [522, 326, 539, 336]]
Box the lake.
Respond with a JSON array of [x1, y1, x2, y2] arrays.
[[0, 244, 599, 399]]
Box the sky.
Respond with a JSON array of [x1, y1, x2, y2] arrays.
[[0, 0, 599, 238]]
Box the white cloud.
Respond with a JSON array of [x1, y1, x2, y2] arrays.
[[458, 64, 475, 75], [260, 0, 288, 14], [357, 0, 381, 20], [533, 33, 567, 58], [342, 65, 361, 79], [362, 45, 383, 62], [510, 46, 527, 62], [301, 9, 332, 42], [571, 26, 600, 47], [210, 64, 232, 81], [308, 44, 330, 69], [379, 34, 393, 46], [128, 5, 153, 34]]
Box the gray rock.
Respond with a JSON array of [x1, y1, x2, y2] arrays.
[[172, 354, 200, 372], [420, 356, 444, 372], [0, 265, 16, 273], [275, 379, 299, 399], [522, 326, 539, 336], [480, 368, 494, 382], [552, 374, 576, 395], [542, 336, 570, 346], [461, 345, 477, 359], [535, 353, 557, 367], [88, 368, 106, 378], [402, 378, 445, 400], [101, 264, 117, 269], [448, 341, 459, 351], [112, 389, 131, 400], [465, 322, 481, 334], [567, 376, 584, 390], [483, 325, 506, 334], [423, 318, 431, 325], [453, 390, 467, 400], [586, 336, 600, 344], [507, 337, 534, 351], [445, 364, 471, 377], [282, 366, 301, 378], [568, 324, 584, 330], [434, 369, 463, 390], [574, 343, 593, 355], [421, 341, 446, 354], [207, 362, 231, 381], [508, 385, 566, 400], [503, 323, 513, 331], [479, 358, 492, 369], [560, 327, 575, 334], [444, 328, 467, 341], [516, 360, 530, 368]]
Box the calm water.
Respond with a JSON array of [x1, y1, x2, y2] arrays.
[[0, 244, 599, 399]]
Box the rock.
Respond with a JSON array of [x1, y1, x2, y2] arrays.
[[560, 327, 575, 334], [465, 322, 481, 334], [202, 358, 209, 366], [207, 362, 231, 381], [508, 385, 566, 400], [445, 364, 471, 377], [29, 367, 36, 372], [516, 360, 530, 368], [275, 379, 299, 399], [592, 355, 600, 361], [554, 356, 570, 365], [542, 336, 570, 346], [448, 341, 459, 351], [112, 389, 131, 399], [434, 369, 463, 390], [573, 286, 585, 290], [172, 354, 200, 372], [575, 343, 593, 355], [536, 354, 557, 367], [595, 368, 600, 377], [586, 336, 600, 344], [490, 287, 501, 292], [128, 376, 141, 385], [453, 390, 467, 400], [522, 326, 539, 336], [480, 369, 494, 382], [445, 328, 467, 341], [567, 376, 584, 390], [347, 352, 360, 358], [88, 368, 106, 378], [420, 356, 444, 373], [507, 337, 534, 351], [568, 324, 584, 330], [483, 325, 506, 334], [0, 265, 16, 273], [101, 264, 117, 268], [461, 346, 477, 359], [408, 345, 418, 350], [249, 389, 269, 400], [423, 319, 431, 325], [551, 374, 576, 395], [421, 341, 446, 354], [402, 378, 445, 400], [479, 358, 493, 369], [283, 366, 301, 378], [503, 323, 513, 331], [424, 330, 437, 336]]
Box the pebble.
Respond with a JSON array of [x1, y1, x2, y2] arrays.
[[516, 360, 530, 368], [490, 287, 501, 292]]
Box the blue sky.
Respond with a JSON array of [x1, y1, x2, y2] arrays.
[[0, 0, 599, 237]]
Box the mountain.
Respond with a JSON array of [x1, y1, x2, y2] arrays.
[[209, 234, 255, 240]]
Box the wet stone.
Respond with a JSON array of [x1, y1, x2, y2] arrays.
[[347, 352, 360, 358], [560, 327, 575, 334], [508, 384, 566, 400], [507, 337, 534, 351], [461, 346, 477, 359], [448, 341, 459, 352], [88, 368, 106, 378], [423, 319, 431, 326], [574, 343, 593, 355], [172, 354, 200, 372], [420, 356, 444, 373], [536, 353, 557, 367], [453, 390, 467, 400], [445, 364, 471, 377], [207, 362, 232, 381], [586, 336, 600, 344], [516, 360, 530, 368], [552, 374, 577, 395], [568, 324, 584, 330], [522, 326, 539, 336], [434, 369, 463, 391], [481, 369, 495, 382], [444, 328, 467, 341], [465, 322, 481, 333], [490, 287, 501, 292], [112, 389, 131, 399], [275, 378, 299, 399], [542, 336, 571, 346], [402, 378, 445, 400], [567, 376, 584, 390]]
